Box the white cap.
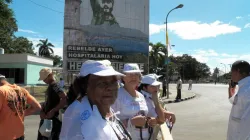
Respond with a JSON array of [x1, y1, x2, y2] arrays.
[[141, 74, 161, 86], [0, 74, 5, 79], [79, 60, 124, 77], [123, 63, 142, 73]]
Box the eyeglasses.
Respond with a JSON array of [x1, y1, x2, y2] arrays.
[[96, 80, 118, 89]]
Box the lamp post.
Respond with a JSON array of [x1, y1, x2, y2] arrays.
[[165, 4, 183, 98], [220, 63, 227, 74]]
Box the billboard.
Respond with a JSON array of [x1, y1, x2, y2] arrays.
[[63, 0, 149, 73]]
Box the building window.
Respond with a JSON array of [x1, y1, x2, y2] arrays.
[[0, 68, 25, 84]]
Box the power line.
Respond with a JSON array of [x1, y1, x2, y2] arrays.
[[26, 0, 63, 14], [55, 0, 64, 3]]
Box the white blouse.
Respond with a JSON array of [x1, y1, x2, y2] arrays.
[[60, 96, 130, 140], [112, 87, 149, 140], [140, 90, 158, 118]]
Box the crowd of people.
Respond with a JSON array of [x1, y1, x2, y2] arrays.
[[0, 60, 175, 140], [0, 59, 250, 140]]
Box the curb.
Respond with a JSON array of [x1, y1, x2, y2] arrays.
[[161, 93, 196, 104]]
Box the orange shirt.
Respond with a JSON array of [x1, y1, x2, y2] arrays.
[[0, 84, 32, 140]]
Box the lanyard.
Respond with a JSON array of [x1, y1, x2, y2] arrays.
[[107, 119, 131, 140]]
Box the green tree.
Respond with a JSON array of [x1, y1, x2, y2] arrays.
[[49, 55, 63, 67], [9, 37, 35, 54], [149, 42, 166, 73], [168, 54, 211, 81], [36, 39, 54, 57], [0, 0, 18, 49]]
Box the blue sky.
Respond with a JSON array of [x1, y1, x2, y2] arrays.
[[11, 0, 250, 73]]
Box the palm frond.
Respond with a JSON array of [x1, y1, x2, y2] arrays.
[[49, 48, 54, 54], [36, 43, 43, 47], [47, 43, 54, 47]]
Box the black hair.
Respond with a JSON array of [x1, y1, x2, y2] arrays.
[[137, 83, 149, 92], [73, 75, 90, 98], [66, 75, 90, 105], [67, 84, 77, 105], [231, 60, 250, 76]]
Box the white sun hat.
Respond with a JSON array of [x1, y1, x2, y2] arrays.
[[141, 74, 161, 86], [79, 60, 124, 77], [0, 74, 5, 79], [123, 63, 142, 73]]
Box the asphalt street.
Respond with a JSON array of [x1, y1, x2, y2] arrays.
[[168, 83, 231, 140], [23, 83, 232, 140]]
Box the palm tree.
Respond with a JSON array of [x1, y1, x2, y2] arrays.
[[36, 39, 54, 57], [149, 42, 167, 73]]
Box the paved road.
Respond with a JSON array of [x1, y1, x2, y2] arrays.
[[24, 83, 232, 140], [168, 83, 231, 140]]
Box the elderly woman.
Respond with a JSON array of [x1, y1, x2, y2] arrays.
[[112, 63, 157, 140], [137, 74, 165, 124], [60, 60, 131, 140], [138, 74, 177, 137]]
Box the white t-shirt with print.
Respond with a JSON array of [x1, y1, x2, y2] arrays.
[[112, 87, 149, 140]]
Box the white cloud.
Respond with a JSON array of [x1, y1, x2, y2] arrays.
[[236, 16, 242, 19], [194, 49, 218, 57], [18, 29, 38, 34], [192, 54, 209, 63], [221, 53, 238, 57], [149, 45, 152, 51], [169, 49, 183, 57], [27, 37, 43, 46], [244, 23, 250, 28], [216, 58, 238, 65], [149, 20, 241, 40], [149, 24, 165, 35]]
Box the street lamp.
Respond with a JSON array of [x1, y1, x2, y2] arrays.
[[165, 4, 184, 98], [220, 63, 227, 74]]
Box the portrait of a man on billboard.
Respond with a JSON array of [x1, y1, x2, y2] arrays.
[[90, 0, 119, 26]]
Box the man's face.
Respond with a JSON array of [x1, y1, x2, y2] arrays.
[[100, 0, 113, 13], [87, 75, 119, 106], [231, 69, 241, 82], [43, 74, 53, 84]]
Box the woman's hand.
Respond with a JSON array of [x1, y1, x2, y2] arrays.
[[164, 111, 176, 125], [148, 118, 157, 127], [131, 116, 147, 127]]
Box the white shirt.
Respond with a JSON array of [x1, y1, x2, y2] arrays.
[[227, 76, 250, 140], [60, 96, 129, 140], [140, 90, 157, 118], [177, 79, 182, 89], [112, 87, 149, 140], [188, 80, 193, 84], [59, 80, 65, 88]]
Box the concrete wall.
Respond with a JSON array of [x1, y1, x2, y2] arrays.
[[0, 54, 53, 66], [26, 63, 50, 85]]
